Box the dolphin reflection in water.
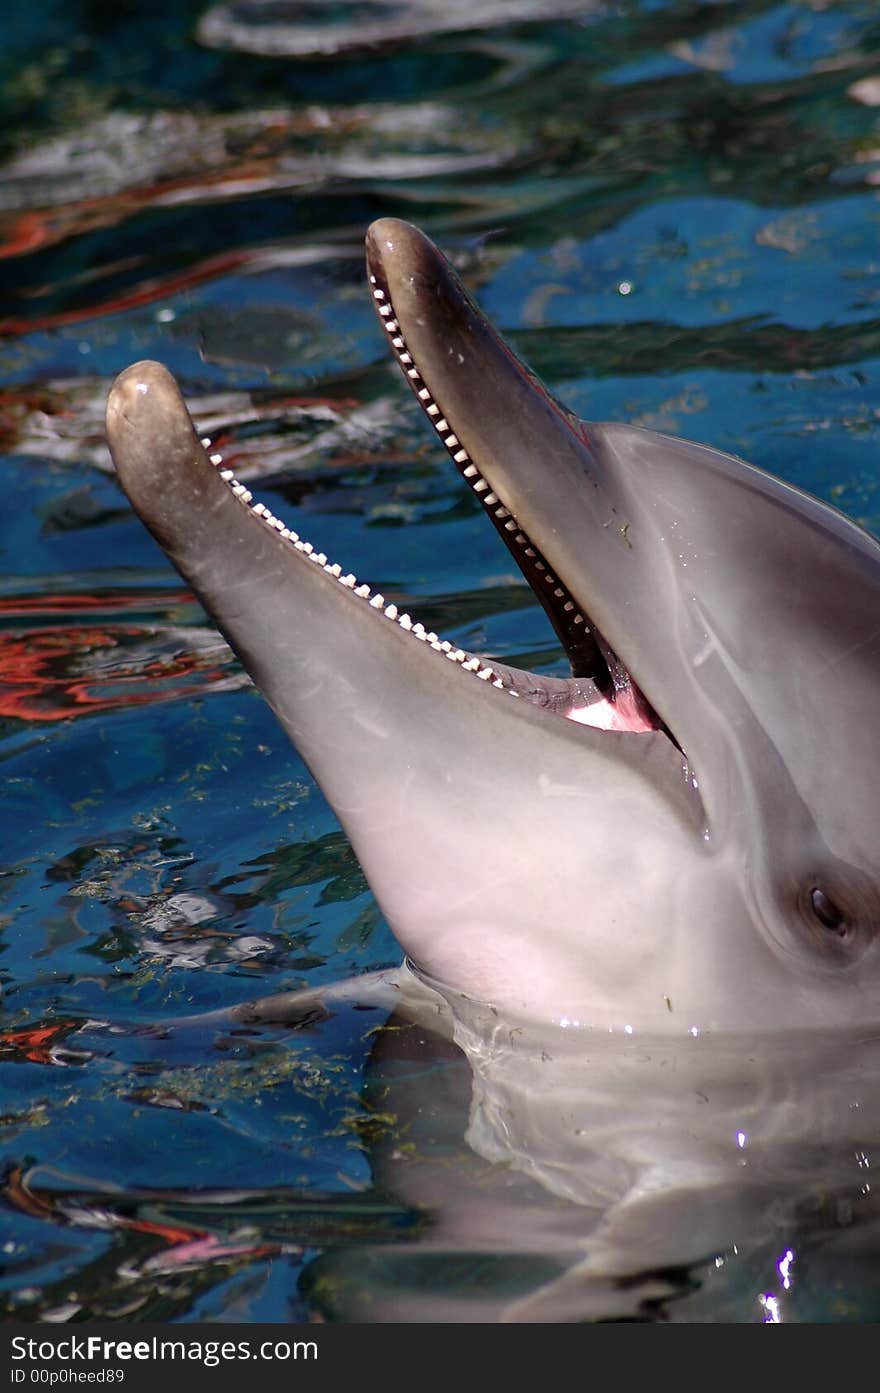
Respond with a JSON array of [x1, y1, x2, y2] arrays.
[[105, 220, 880, 1320]]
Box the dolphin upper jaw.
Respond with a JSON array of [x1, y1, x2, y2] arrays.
[[107, 219, 880, 1034], [363, 219, 649, 705], [364, 220, 730, 817]]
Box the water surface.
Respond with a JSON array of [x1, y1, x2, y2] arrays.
[[1, 0, 879, 1322]]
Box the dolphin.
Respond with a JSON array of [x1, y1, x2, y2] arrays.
[[106, 217, 880, 1038]]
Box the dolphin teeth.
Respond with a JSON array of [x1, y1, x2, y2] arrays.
[[252, 502, 267, 516], [342, 574, 357, 587], [219, 469, 234, 480], [301, 541, 313, 555], [327, 562, 342, 577], [370, 280, 574, 687], [210, 453, 223, 465]]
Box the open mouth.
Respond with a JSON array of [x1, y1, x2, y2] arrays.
[[204, 228, 664, 739]]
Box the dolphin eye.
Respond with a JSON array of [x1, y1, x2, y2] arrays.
[[810, 886, 846, 934]]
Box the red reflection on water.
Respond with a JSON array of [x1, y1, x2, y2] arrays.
[[4, 1167, 279, 1269], [0, 137, 295, 267], [0, 245, 255, 336], [0, 589, 193, 619], [0, 1023, 75, 1064], [5, 1166, 202, 1243], [0, 123, 335, 334], [0, 623, 231, 722]]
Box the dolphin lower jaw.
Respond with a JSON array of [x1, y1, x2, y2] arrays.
[[104, 365, 583, 712], [202, 433, 660, 737]]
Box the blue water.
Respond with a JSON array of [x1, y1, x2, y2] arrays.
[[0, 0, 879, 1322]]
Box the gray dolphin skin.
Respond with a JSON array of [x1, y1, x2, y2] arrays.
[[106, 217, 880, 1037]]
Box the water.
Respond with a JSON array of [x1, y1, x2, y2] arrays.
[[1, 0, 879, 1322]]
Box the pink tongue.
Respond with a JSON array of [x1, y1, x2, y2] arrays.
[[564, 689, 657, 734]]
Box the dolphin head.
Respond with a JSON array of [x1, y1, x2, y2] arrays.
[[106, 218, 880, 1034]]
